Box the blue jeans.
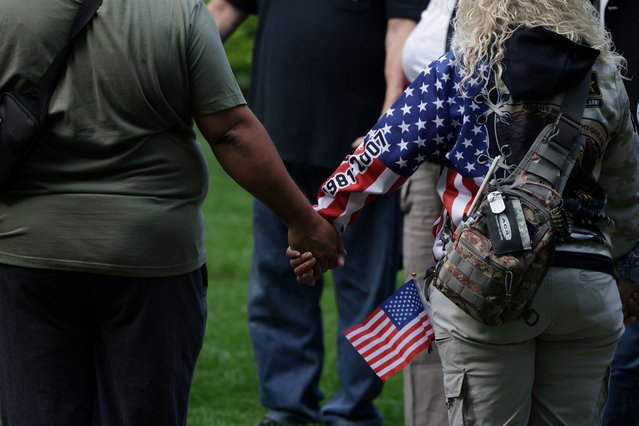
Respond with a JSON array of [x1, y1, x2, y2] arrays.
[[248, 164, 401, 425], [602, 247, 639, 425]]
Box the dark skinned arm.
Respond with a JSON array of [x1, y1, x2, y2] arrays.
[[195, 105, 345, 274]]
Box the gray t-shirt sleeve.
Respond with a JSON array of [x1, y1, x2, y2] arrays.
[[187, 1, 246, 116]]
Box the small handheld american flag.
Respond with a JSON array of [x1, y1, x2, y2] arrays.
[[344, 278, 435, 380]]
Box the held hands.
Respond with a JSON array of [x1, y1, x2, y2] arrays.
[[287, 214, 345, 285], [286, 246, 345, 285], [286, 248, 322, 285]]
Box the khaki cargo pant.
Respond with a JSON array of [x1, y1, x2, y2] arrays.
[[427, 266, 623, 425]]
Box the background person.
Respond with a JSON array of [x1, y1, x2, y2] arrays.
[[399, 1, 455, 425], [597, 0, 637, 120], [291, 0, 639, 423], [0, 0, 342, 424], [208, 0, 425, 424], [403, 1, 639, 424], [599, 0, 639, 423]]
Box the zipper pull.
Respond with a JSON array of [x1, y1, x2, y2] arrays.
[[504, 271, 513, 303]]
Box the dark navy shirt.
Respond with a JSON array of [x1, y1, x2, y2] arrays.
[[228, 0, 425, 168]]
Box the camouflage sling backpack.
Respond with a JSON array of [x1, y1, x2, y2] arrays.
[[432, 71, 592, 326]]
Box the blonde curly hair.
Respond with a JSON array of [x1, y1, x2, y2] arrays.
[[451, 0, 625, 85]]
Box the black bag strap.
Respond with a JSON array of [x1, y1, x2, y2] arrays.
[[33, 0, 103, 98], [514, 70, 592, 193]]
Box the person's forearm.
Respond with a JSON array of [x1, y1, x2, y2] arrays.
[[196, 106, 344, 270], [197, 107, 316, 229], [382, 18, 417, 112], [208, 0, 248, 42]]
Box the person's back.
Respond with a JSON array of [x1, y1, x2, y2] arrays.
[[0, 1, 345, 424], [0, 0, 242, 276], [0, 2, 241, 423]]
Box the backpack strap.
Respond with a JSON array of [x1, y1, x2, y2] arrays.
[[27, 0, 103, 117], [516, 71, 592, 193], [35, 0, 103, 96]]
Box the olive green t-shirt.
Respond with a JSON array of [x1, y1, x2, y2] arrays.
[[0, 0, 245, 276]]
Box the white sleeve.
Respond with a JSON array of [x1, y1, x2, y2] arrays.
[[401, 0, 456, 82]]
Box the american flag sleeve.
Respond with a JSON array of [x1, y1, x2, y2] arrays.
[[315, 52, 486, 232]]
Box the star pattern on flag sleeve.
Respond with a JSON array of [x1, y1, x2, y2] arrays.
[[360, 51, 493, 179], [314, 52, 496, 234]]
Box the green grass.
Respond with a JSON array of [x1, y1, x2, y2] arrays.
[[186, 146, 405, 425]]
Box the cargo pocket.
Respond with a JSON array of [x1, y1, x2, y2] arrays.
[[442, 369, 476, 425], [593, 366, 611, 424]]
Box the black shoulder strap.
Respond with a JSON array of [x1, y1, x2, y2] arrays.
[[517, 70, 592, 193], [34, 0, 103, 97], [556, 70, 592, 138], [548, 70, 592, 192], [547, 72, 591, 152]]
